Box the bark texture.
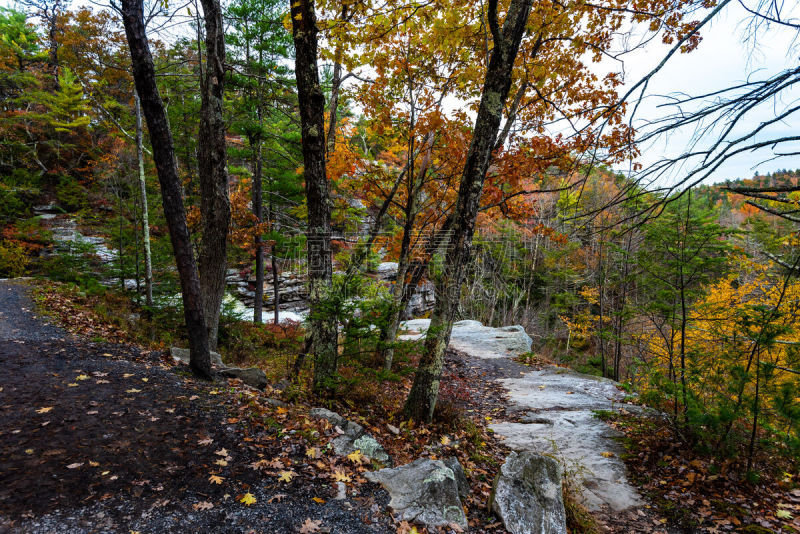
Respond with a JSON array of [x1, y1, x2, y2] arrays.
[[290, 0, 338, 394], [134, 92, 153, 308], [197, 0, 231, 349], [121, 0, 211, 378], [403, 0, 532, 422]]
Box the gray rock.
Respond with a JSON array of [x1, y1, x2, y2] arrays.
[[218, 367, 268, 390], [443, 457, 470, 501], [365, 458, 467, 530], [310, 408, 390, 465], [170, 346, 224, 367], [490, 452, 566, 534], [398, 319, 532, 359], [309, 407, 349, 429], [264, 397, 287, 408]]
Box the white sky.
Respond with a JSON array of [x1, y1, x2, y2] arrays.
[[614, 1, 800, 184]]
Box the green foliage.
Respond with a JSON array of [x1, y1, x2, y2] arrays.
[[55, 176, 87, 212], [0, 183, 27, 222], [0, 240, 28, 276]]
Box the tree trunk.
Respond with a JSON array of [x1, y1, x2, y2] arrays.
[[135, 92, 153, 307], [197, 0, 231, 349], [121, 0, 211, 378], [291, 0, 338, 394], [252, 133, 264, 323], [403, 0, 533, 422]]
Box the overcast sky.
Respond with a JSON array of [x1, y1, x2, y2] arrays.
[[615, 1, 800, 184]]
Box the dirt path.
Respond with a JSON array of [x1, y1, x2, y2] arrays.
[[0, 279, 390, 534]]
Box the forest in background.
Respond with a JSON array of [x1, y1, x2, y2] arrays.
[[1, 0, 799, 487]]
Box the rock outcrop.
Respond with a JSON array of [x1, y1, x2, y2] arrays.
[[365, 458, 468, 531], [309, 408, 391, 465], [399, 319, 533, 359], [170, 346, 268, 390], [490, 451, 567, 534]]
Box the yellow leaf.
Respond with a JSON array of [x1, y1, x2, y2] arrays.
[[276, 406, 288, 415], [278, 470, 295, 483], [346, 450, 364, 465], [75, 374, 90, 381], [36, 407, 53, 414], [208, 474, 224, 484], [239, 492, 256, 506], [126, 388, 141, 393], [123, 373, 134, 378], [141, 378, 149, 382], [440, 436, 451, 446], [306, 447, 319, 459], [312, 497, 325, 503], [68, 383, 78, 387], [600, 451, 615, 458], [332, 469, 351, 482], [89, 461, 99, 467], [25, 448, 33, 454], [776, 509, 793, 519], [214, 459, 228, 467]]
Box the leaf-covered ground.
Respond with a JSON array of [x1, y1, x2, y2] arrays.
[[600, 410, 800, 533], [0, 279, 393, 533]]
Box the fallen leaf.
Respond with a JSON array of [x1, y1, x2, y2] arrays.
[[440, 436, 451, 446], [312, 497, 325, 504], [306, 447, 320, 459], [777, 509, 793, 519], [268, 493, 286, 503], [600, 451, 615, 458], [239, 492, 256, 506], [126, 388, 141, 393], [123, 373, 134, 378], [332, 470, 351, 483], [299, 518, 322, 533], [278, 470, 295, 483], [66, 462, 84, 469], [208, 474, 224, 484], [193, 501, 213, 511], [347, 450, 364, 465], [215, 448, 229, 457], [214, 459, 228, 467], [198, 438, 213, 446], [36, 407, 53, 414], [75, 374, 90, 381]]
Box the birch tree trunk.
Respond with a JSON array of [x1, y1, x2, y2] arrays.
[[134, 92, 153, 307]]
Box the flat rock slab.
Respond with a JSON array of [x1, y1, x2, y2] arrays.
[[399, 319, 532, 359], [490, 367, 642, 512], [401, 318, 643, 513]]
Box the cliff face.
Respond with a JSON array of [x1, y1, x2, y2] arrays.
[[228, 262, 436, 319]]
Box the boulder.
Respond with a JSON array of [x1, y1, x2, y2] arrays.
[[490, 452, 567, 534], [309, 408, 391, 465], [444, 457, 470, 501], [365, 458, 468, 531], [170, 346, 224, 367], [218, 366, 268, 390]]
